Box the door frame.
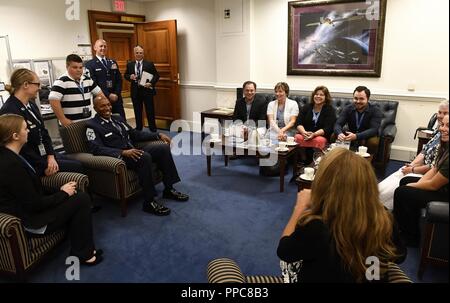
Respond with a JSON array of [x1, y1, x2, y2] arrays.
[[88, 10, 145, 55]]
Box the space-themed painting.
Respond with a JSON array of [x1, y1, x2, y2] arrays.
[[288, 0, 386, 77]]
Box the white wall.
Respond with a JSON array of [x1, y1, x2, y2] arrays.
[[144, 0, 216, 85], [0, 0, 145, 74], [251, 0, 449, 96]]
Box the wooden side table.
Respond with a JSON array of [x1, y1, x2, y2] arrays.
[[200, 108, 234, 140]]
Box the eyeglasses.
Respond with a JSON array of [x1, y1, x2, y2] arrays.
[[28, 82, 41, 88]]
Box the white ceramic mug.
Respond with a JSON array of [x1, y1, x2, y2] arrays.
[[287, 136, 295, 144], [278, 141, 288, 150], [304, 167, 314, 179], [358, 146, 368, 155]]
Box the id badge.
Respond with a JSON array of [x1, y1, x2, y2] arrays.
[[106, 80, 113, 88], [38, 144, 46, 156], [82, 107, 91, 118]]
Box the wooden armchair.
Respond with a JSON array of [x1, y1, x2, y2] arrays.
[[0, 172, 88, 281], [59, 120, 163, 217]]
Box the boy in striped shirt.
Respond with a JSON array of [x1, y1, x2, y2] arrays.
[[49, 54, 105, 126]]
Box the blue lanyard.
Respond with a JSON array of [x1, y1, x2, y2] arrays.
[[312, 110, 321, 127], [75, 80, 85, 101], [355, 112, 365, 131]]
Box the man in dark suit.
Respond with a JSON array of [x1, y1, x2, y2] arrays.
[[85, 95, 188, 216], [233, 81, 267, 127], [85, 39, 126, 119], [124, 45, 160, 132], [334, 85, 383, 154]]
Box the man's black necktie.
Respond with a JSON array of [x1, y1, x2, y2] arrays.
[[101, 58, 107, 68]]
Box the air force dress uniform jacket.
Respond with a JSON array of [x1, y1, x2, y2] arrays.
[[85, 57, 122, 99], [0, 96, 54, 174], [85, 114, 159, 158]]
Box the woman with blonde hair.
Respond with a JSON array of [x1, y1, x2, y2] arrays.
[[0, 114, 103, 265], [277, 148, 403, 282], [0, 68, 83, 177]]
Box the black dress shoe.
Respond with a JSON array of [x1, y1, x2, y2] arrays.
[[143, 201, 171, 216], [81, 255, 104, 266], [163, 189, 189, 202], [94, 249, 103, 256]]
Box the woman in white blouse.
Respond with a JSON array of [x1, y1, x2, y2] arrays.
[[267, 82, 299, 141]]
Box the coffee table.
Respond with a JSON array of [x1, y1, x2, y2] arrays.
[[206, 137, 299, 192]]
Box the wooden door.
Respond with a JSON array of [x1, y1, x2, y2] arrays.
[[136, 20, 180, 125], [102, 32, 136, 98]]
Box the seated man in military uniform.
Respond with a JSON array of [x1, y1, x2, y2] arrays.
[[85, 96, 189, 216]]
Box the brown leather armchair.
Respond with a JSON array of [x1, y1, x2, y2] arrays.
[[59, 120, 163, 217], [0, 172, 88, 281]]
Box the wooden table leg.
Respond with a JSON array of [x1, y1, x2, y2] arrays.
[[201, 114, 205, 141], [207, 155, 211, 176], [293, 147, 298, 177], [279, 156, 286, 192]]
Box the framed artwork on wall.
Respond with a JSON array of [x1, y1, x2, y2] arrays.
[[287, 0, 387, 77]]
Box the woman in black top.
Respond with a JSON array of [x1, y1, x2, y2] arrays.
[[0, 68, 84, 177], [277, 148, 401, 282], [295, 86, 336, 163], [0, 114, 103, 265]]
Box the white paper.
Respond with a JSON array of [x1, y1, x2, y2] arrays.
[[139, 71, 153, 86]]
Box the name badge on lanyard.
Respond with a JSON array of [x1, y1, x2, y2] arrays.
[[37, 129, 46, 156], [355, 112, 365, 131], [38, 144, 46, 156], [312, 110, 321, 127], [82, 107, 91, 118]]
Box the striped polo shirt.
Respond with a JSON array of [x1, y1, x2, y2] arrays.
[[49, 73, 101, 121]]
